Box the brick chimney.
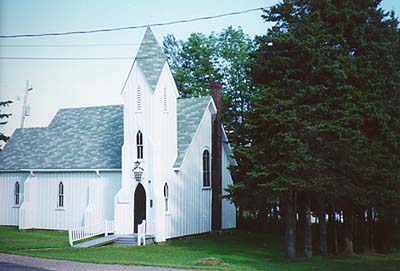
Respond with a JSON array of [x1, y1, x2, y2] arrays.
[[210, 81, 222, 231]]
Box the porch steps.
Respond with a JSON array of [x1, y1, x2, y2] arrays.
[[114, 234, 155, 246], [114, 234, 137, 245], [73, 235, 119, 248]]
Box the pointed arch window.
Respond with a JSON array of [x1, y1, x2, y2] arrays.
[[164, 183, 169, 212], [58, 182, 64, 208], [14, 181, 20, 205], [137, 130, 143, 159], [203, 149, 211, 187]]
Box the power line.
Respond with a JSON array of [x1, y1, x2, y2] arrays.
[[0, 43, 141, 47], [0, 57, 133, 60], [0, 6, 269, 39]]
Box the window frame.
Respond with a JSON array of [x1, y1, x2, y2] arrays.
[[136, 130, 143, 159], [164, 183, 169, 213], [57, 181, 64, 208], [202, 149, 211, 187], [14, 181, 20, 206]]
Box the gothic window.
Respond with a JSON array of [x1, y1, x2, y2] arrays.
[[137, 130, 143, 159], [14, 181, 20, 205], [164, 183, 169, 212], [202, 149, 211, 187], [58, 182, 64, 208]]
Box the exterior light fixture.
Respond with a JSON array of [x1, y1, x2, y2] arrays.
[[132, 160, 144, 182]]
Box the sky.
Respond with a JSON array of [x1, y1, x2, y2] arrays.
[[0, 0, 399, 138]]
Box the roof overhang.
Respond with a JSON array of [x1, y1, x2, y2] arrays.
[[0, 168, 121, 173]]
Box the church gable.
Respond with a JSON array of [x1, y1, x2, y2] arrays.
[[174, 96, 214, 168]]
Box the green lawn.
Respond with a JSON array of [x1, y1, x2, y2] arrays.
[[0, 226, 399, 271]]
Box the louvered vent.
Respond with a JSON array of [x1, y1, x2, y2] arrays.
[[137, 86, 142, 111], [163, 87, 167, 112]]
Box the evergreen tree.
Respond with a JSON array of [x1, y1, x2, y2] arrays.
[[0, 100, 13, 149], [241, 0, 400, 258]]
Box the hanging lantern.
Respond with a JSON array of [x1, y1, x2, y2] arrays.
[[132, 160, 144, 182]]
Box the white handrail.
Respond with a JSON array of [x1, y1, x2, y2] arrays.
[[68, 220, 114, 246], [137, 220, 154, 246], [137, 220, 146, 246]]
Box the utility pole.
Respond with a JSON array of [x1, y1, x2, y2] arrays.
[[20, 80, 33, 128]]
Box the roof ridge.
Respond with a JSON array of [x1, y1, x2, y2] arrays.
[[14, 127, 46, 130], [57, 104, 123, 111], [177, 96, 211, 100]]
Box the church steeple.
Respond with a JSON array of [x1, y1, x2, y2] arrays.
[[135, 27, 167, 91]]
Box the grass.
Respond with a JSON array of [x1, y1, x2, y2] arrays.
[[1, 226, 399, 271]]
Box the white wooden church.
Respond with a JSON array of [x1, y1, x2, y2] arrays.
[[0, 28, 236, 244]]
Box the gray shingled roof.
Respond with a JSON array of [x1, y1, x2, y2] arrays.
[[0, 97, 214, 171], [0, 105, 123, 170], [136, 27, 166, 91], [174, 96, 212, 168]]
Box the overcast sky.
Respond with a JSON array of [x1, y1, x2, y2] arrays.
[[0, 0, 399, 137]]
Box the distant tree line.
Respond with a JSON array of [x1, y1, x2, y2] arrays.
[[164, 0, 400, 259], [0, 100, 13, 149]]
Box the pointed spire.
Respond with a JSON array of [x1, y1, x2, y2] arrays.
[[135, 27, 166, 91]]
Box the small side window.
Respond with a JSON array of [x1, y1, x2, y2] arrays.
[[202, 149, 211, 187], [14, 182, 20, 205], [58, 182, 64, 208], [164, 183, 169, 212], [137, 130, 143, 159]]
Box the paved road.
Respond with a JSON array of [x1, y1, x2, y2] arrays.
[[0, 253, 197, 271], [0, 262, 50, 271]]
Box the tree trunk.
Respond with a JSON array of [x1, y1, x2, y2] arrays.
[[356, 210, 369, 252], [238, 207, 244, 229], [330, 211, 339, 254], [304, 194, 312, 258], [367, 207, 375, 252], [284, 189, 296, 259], [258, 208, 268, 228], [319, 199, 328, 256], [344, 206, 354, 254]]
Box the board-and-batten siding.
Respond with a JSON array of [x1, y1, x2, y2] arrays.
[[166, 106, 212, 239], [0, 173, 28, 225], [116, 62, 179, 240], [17, 172, 120, 230], [221, 146, 237, 229]]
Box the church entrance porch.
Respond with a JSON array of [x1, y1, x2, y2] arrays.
[[134, 183, 146, 233]]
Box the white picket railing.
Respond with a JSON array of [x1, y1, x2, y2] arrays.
[[137, 220, 154, 246], [68, 220, 114, 246]]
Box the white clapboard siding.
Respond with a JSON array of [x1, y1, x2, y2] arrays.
[[222, 147, 237, 229], [166, 105, 213, 239], [0, 173, 28, 225], [18, 172, 120, 231]]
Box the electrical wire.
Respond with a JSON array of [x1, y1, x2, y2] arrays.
[[0, 43, 141, 47], [0, 6, 270, 39], [0, 57, 133, 60]]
